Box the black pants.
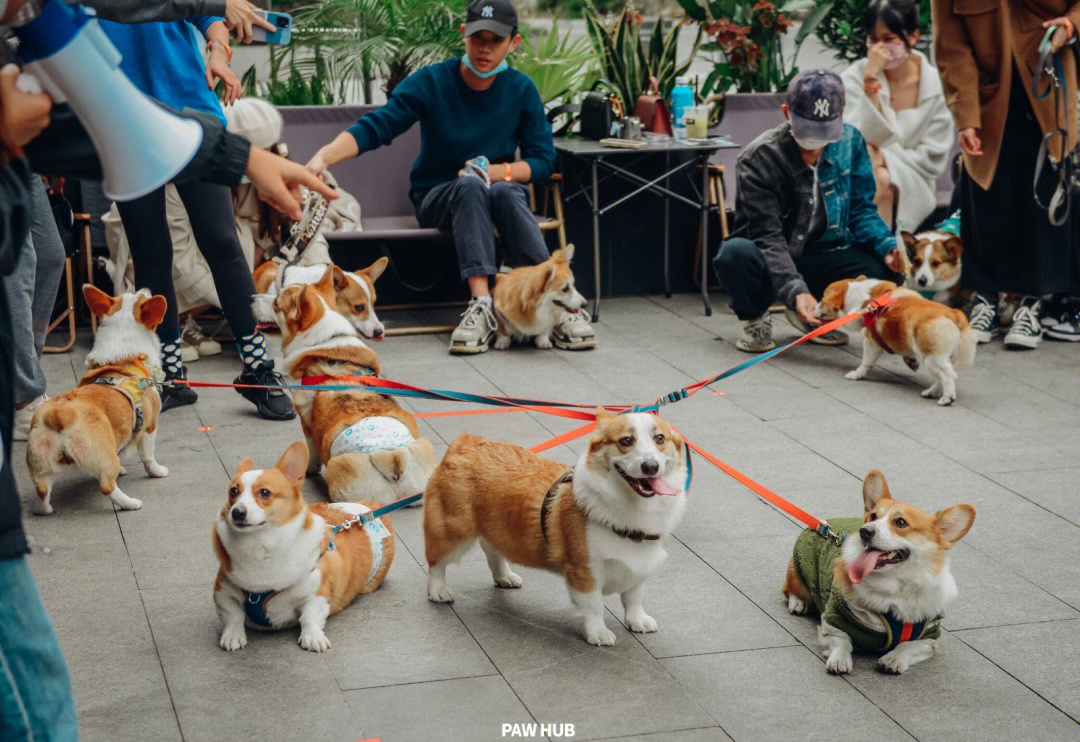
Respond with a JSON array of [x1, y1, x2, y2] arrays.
[[714, 237, 900, 320], [116, 182, 256, 342]]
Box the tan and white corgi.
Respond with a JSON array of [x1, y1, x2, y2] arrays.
[[901, 230, 962, 305], [782, 470, 975, 674], [492, 245, 591, 350], [26, 286, 169, 515], [423, 409, 690, 646], [213, 441, 395, 652], [252, 257, 387, 340], [251, 266, 434, 504], [815, 278, 976, 406]]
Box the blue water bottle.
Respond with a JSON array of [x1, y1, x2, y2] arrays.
[[671, 76, 693, 141]]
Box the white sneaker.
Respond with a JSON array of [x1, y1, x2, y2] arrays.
[[182, 316, 222, 357], [13, 394, 47, 441], [449, 298, 497, 355], [1003, 298, 1042, 350], [735, 314, 775, 353]]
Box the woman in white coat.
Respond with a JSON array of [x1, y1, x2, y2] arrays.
[[841, 0, 954, 233]]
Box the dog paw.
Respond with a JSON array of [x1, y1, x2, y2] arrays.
[[825, 651, 853, 674], [299, 629, 331, 653], [494, 335, 511, 350], [584, 626, 617, 646], [118, 497, 143, 511], [219, 627, 247, 651], [32, 500, 54, 516], [844, 370, 866, 381], [118, 465, 128, 476], [878, 652, 909, 674], [627, 613, 658, 634], [427, 584, 455, 603], [494, 571, 523, 589], [146, 463, 169, 478], [535, 335, 554, 350], [786, 595, 809, 615], [921, 386, 941, 398], [937, 395, 955, 406]]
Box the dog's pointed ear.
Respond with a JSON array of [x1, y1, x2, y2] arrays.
[[543, 263, 559, 289], [862, 470, 891, 512], [331, 265, 350, 291], [83, 284, 117, 317], [363, 256, 388, 283], [233, 457, 254, 478], [935, 504, 975, 548], [901, 231, 919, 255], [552, 245, 573, 264], [563, 243, 575, 262], [944, 236, 963, 261], [275, 441, 309, 485], [297, 285, 324, 331], [135, 295, 168, 330], [594, 406, 614, 423], [316, 265, 337, 295]]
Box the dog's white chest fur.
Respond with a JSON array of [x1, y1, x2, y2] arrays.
[[587, 524, 668, 594]]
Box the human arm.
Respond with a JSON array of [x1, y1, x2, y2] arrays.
[[196, 18, 241, 105], [930, 0, 981, 133], [78, 0, 272, 40], [841, 61, 898, 148], [515, 78, 555, 183]]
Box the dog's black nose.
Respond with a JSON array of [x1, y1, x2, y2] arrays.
[[859, 526, 874, 544], [373, 327, 384, 338], [231, 506, 246, 523], [641, 460, 659, 476], [916, 276, 928, 287]]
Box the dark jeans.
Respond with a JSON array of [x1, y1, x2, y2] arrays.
[[116, 182, 257, 343], [714, 237, 900, 320], [416, 178, 549, 281]]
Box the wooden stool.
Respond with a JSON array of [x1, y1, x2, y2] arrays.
[[43, 255, 77, 353], [693, 164, 730, 290]]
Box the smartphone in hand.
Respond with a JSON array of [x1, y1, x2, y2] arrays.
[[252, 9, 292, 44]]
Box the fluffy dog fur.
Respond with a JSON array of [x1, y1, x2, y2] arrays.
[[213, 441, 395, 652], [26, 286, 169, 515], [252, 267, 434, 504], [902, 230, 963, 305], [782, 471, 975, 674], [423, 409, 689, 646], [816, 278, 976, 405], [492, 245, 587, 350]]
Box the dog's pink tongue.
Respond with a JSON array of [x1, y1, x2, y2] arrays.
[[646, 476, 681, 496], [848, 549, 884, 584]]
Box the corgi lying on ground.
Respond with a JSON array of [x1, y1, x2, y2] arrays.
[[423, 409, 690, 646], [492, 245, 592, 350], [815, 278, 976, 406], [253, 257, 387, 340], [252, 266, 434, 504], [213, 441, 395, 652], [902, 230, 962, 306], [783, 470, 975, 674], [26, 286, 169, 515]]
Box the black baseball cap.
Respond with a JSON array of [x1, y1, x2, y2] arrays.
[[464, 0, 517, 38], [786, 69, 846, 143]]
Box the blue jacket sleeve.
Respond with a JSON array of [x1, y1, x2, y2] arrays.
[[191, 15, 224, 35], [846, 127, 897, 256], [346, 71, 426, 156], [518, 78, 555, 183]]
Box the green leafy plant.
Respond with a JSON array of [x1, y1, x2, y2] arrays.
[[675, 0, 828, 94], [239, 45, 342, 105], [511, 17, 601, 105], [583, 2, 702, 110], [813, 0, 931, 62], [538, 0, 621, 17]]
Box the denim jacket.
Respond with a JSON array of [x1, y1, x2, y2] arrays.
[[732, 122, 897, 306]]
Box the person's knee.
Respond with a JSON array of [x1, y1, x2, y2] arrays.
[[450, 176, 490, 205], [714, 237, 758, 275], [489, 182, 525, 209]]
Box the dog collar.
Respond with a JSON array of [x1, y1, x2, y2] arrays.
[[861, 303, 895, 355], [609, 525, 662, 542]]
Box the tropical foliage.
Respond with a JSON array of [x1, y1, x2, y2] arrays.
[[510, 16, 601, 106], [813, 0, 931, 62]]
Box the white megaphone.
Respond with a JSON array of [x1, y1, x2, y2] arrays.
[[11, 0, 203, 200]]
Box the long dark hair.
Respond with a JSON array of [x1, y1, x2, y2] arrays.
[[865, 0, 920, 48]]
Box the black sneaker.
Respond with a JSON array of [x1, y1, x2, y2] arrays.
[[233, 365, 296, 421], [1003, 297, 1042, 350], [968, 293, 1001, 343], [160, 370, 198, 411], [1046, 305, 1080, 341]]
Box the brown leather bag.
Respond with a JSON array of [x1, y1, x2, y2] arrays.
[[635, 76, 672, 135]]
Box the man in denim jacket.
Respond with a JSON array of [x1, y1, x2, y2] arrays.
[[714, 70, 904, 353]]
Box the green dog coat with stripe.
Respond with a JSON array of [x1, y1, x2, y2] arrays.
[[792, 518, 942, 652]]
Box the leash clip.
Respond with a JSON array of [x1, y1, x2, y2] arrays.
[[816, 522, 846, 547]]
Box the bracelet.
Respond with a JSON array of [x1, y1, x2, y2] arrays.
[[206, 39, 233, 63], [863, 79, 882, 95], [503, 165, 513, 182]]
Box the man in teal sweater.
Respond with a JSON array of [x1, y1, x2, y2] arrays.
[[308, 0, 593, 354]]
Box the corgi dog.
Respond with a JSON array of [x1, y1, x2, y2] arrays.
[[26, 286, 169, 515], [902, 230, 963, 306], [213, 441, 395, 652], [492, 245, 590, 350], [815, 278, 976, 406], [423, 409, 690, 646], [252, 257, 387, 340], [251, 266, 434, 504], [782, 470, 975, 674]]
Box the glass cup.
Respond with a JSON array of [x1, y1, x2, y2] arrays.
[[684, 106, 708, 139]]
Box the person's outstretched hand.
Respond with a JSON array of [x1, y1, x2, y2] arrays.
[[224, 0, 276, 44], [0, 65, 52, 147], [884, 248, 905, 274], [246, 147, 337, 220], [205, 44, 242, 105], [794, 292, 822, 327]]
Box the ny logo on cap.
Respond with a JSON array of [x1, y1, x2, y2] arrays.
[[481, 4, 493, 16], [814, 99, 830, 118]]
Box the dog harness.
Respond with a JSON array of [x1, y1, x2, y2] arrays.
[[329, 416, 414, 458], [792, 518, 942, 652], [242, 504, 392, 628], [860, 303, 895, 355], [84, 356, 162, 436]]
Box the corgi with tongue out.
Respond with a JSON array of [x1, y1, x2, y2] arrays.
[[782, 470, 975, 674], [423, 408, 690, 646]]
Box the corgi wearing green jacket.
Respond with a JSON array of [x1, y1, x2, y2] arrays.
[[783, 470, 975, 674]]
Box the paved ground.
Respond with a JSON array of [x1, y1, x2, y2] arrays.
[[15, 294, 1080, 742]]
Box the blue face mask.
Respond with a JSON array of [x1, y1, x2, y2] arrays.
[[463, 54, 508, 79]]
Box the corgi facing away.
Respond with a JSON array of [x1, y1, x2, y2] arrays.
[[252, 257, 387, 340], [213, 441, 395, 652], [492, 245, 591, 350], [423, 409, 690, 646], [815, 277, 976, 406], [26, 286, 169, 515], [782, 470, 975, 674], [252, 266, 434, 504]]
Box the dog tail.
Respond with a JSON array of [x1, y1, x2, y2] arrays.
[[954, 326, 977, 372], [950, 307, 970, 331]]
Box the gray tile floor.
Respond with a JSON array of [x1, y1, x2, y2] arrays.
[[14, 294, 1080, 742]]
